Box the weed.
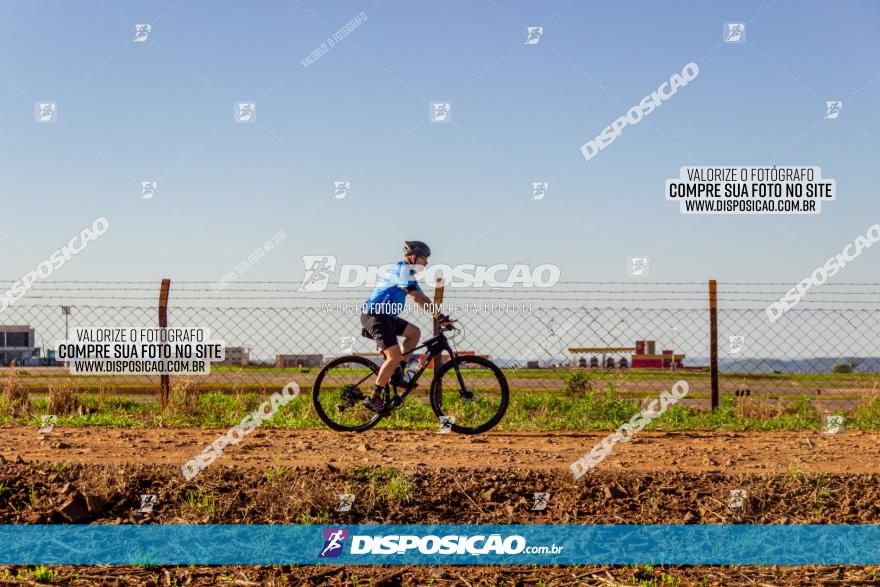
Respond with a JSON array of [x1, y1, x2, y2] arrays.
[[265, 456, 288, 481], [298, 511, 332, 524], [26, 566, 58, 584], [47, 382, 87, 416], [1, 361, 30, 417], [564, 372, 593, 396], [351, 466, 417, 504], [50, 462, 71, 474], [182, 488, 218, 517]]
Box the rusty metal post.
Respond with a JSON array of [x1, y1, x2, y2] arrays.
[[158, 278, 171, 408], [709, 279, 719, 411], [432, 277, 445, 369]]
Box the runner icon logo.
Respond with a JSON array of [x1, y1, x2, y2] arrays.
[[336, 493, 355, 512], [299, 256, 338, 292], [437, 416, 454, 434], [824, 415, 844, 434], [39, 415, 57, 434], [531, 492, 550, 511], [320, 528, 349, 558]]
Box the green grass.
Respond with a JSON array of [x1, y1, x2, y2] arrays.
[[1, 385, 877, 431], [20, 566, 58, 584], [350, 466, 417, 504], [182, 488, 218, 516]]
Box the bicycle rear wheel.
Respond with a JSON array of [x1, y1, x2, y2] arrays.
[[312, 355, 384, 432], [429, 355, 509, 434]]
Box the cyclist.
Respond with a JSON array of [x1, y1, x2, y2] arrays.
[[360, 240, 451, 411]]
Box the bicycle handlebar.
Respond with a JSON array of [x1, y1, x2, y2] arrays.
[[438, 317, 457, 331]]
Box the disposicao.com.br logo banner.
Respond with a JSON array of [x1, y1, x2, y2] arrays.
[[3, 525, 880, 565], [319, 526, 563, 561]]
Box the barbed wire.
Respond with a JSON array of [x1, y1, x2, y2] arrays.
[[4, 280, 880, 286], [8, 297, 880, 305]]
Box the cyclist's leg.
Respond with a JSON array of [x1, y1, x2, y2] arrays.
[[376, 345, 402, 386], [395, 319, 421, 360], [361, 314, 402, 388]]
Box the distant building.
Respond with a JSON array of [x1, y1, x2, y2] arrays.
[[631, 340, 684, 369], [222, 346, 250, 366], [568, 346, 635, 369], [0, 325, 38, 366], [569, 340, 684, 370], [276, 354, 323, 368]]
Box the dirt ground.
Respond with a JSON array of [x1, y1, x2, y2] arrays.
[[0, 426, 876, 475], [2, 426, 880, 585], [2, 563, 880, 586]]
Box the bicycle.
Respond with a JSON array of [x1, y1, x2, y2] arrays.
[[312, 321, 509, 434]]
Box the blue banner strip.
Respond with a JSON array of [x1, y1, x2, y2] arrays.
[[1, 525, 879, 565]]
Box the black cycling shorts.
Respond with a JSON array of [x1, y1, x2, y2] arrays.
[[360, 313, 411, 350]]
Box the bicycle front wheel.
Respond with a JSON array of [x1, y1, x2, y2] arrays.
[[312, 355, 384, 432], [429, 355, 509, 434]]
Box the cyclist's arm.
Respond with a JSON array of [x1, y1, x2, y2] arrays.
[[407, 289, 452, 324], [408, 289, 433, 312]]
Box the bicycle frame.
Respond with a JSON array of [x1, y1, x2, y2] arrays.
[[348, 331, 458, 402]]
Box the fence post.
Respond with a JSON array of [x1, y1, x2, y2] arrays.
[[432, 277, 445, 368], [709, 279, 719, 410], [158, 278, 171, 409]]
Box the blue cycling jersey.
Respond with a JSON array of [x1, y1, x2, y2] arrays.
[[362, 262, 422, 316]]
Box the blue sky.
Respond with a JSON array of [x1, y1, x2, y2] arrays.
[[1, 0, 878, 285]]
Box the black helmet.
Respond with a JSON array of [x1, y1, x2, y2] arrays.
[[403, 240, 431, 258]]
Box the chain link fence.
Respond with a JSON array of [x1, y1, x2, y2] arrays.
[[1, 281, 879, 417]]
